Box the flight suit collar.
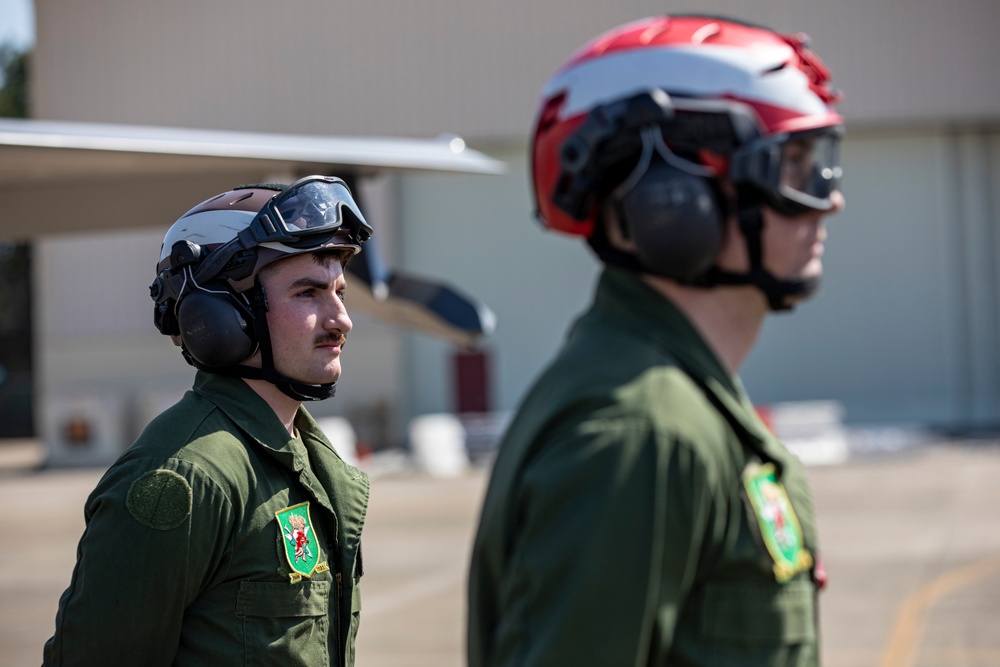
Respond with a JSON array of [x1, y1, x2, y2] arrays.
[[192, 370, 301, 459], [593, 268, 786, 465], [594, 267, 734, 391], [191, 372, 368, 514]]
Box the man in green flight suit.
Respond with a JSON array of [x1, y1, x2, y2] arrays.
[[44, 176, 372, 666], [468, 15, 845, 667]]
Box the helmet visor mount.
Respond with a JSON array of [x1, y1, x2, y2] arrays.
[[731, 126, 844, 217], [248, 176, 373, 249]]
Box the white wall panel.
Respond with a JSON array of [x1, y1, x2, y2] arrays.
[[950, 130, 1000, 425], [742, 129, 1000, 428], [397, 144, 599, 423]]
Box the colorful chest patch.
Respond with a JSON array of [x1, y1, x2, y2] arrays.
[[275, 502, 329, 583], [743, 462, 813, 582]]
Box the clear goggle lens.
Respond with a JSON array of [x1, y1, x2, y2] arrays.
[[778, 130, 842, 205], [249, 176, 373, 245], [732, 126, 844, 215]]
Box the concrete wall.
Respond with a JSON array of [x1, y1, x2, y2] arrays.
[[32, 0, 1000, 137], [22, 0, 1000, 440]]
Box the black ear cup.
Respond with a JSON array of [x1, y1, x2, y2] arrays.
[[176, 290, 256, 368], [617, 160, 725, 281]]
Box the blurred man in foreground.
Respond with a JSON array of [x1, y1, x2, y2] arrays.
[[469, 15, 845, 666]]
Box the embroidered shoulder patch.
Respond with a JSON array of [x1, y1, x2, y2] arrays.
[[743, 462, 813, 582], [276, 502, 329, 583], [126, 469, 193, 530]]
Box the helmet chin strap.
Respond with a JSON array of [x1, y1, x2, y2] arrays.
[[701, 198, 818, 312], [247, 283, 338, 401], [202, 362, 338, 402], [184, 284, 337, 402]]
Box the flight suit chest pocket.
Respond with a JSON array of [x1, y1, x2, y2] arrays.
[[698, 578, 816, 644], [236, 580, 331, 667]]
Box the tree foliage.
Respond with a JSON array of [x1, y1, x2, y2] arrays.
[[0, 42, 29, 118], [0, 41, 33, 436]]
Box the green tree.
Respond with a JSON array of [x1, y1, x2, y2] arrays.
[[0, 42, 29, 118], [0, 40, 33, 436]]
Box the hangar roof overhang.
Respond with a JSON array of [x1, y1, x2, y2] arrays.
[[0, 118, 505, 346], [0, 117, 505, 238], [0, 117, 504, 182]]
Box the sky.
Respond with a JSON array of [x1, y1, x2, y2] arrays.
[[0, 0, 34, 49]]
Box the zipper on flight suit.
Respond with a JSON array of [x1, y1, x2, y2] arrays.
[[334, 564, 343, 666]]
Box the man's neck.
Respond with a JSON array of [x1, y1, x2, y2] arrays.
[[643, 274, 769, 375], [241, 378, 302, 437]]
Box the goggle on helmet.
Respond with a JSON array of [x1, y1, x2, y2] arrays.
[[532, 15, 844, 237], [245, 176, 373, 249]]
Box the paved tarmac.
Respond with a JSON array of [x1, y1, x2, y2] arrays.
[[2, 438, 999, 667]]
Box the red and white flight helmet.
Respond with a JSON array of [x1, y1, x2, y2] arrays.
[[531, 14, 843, 239]]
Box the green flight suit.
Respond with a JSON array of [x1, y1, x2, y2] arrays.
[[43, 372, 369, 667], [468, 268, 821, 667]]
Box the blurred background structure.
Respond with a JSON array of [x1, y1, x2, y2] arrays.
[[2, 4, 1000, 667], [1, 0, 999, 464]]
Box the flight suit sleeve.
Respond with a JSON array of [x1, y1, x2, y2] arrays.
[[42, 458, 234, 666], [486, 415, 715, 667]]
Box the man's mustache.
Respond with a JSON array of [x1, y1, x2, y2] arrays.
[[315, 333, 347, 347]]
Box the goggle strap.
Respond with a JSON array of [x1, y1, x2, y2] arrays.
[[191, 229, 255, 285], [700, 203, 818, 310], [250, 280, 276, 371], [739, 199, 765, 269], [256, 211, 281, 238]]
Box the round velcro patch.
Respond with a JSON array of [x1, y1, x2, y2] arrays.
[[126, 469, 193, 530]]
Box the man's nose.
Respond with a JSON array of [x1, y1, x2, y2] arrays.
[[325, 293, 352, 334], [828, 189, 846, 215]]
